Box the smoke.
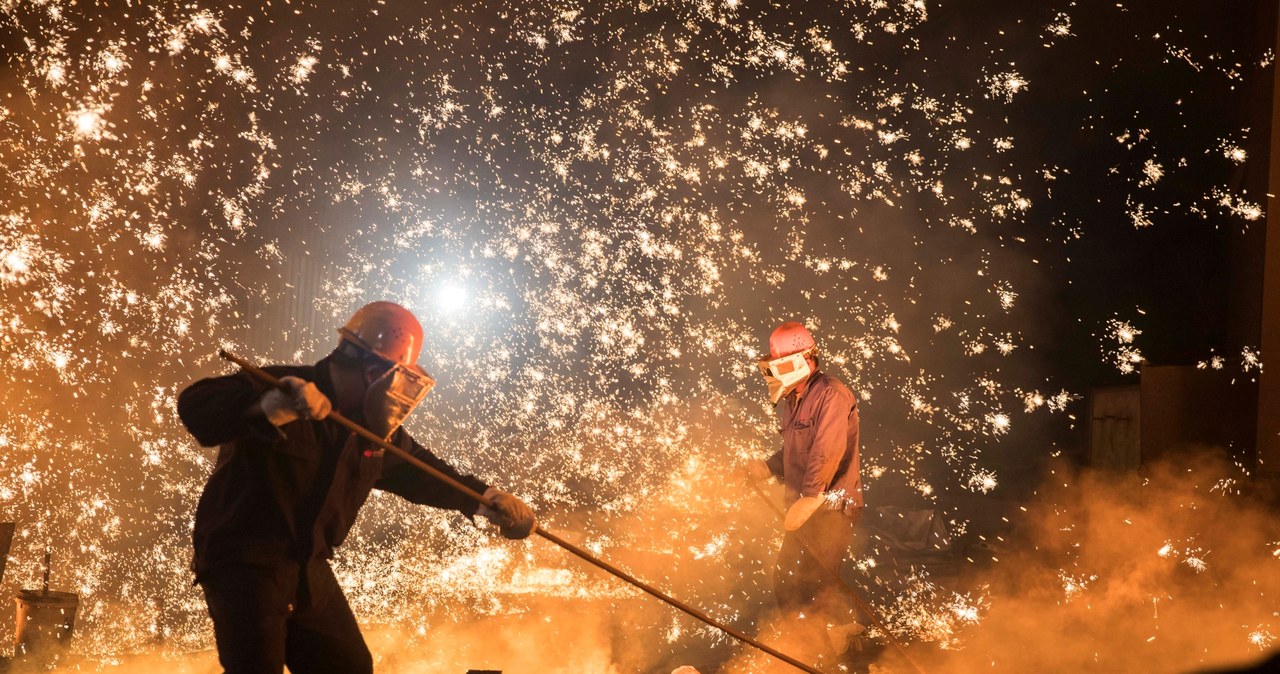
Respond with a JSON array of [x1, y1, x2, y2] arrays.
[[904, 451, 1280, 674], [688, 450, 1280, 674], [715, 615, 841, 674], [362, 607, 623, 674]]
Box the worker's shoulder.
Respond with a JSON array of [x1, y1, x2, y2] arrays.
[[812, 372, 855, 403]]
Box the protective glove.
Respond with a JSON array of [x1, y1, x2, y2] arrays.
[[741, 459, 774, 485], [783, 495, 825, 531], [478, 487, 537, 539], [260, 376, 332, 426]]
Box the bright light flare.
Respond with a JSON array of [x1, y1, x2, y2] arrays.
[[985, 412, 1011, 435], [2, 248, 30, 282], [434, 284, 469, 314], [71, 107, 107, 139]]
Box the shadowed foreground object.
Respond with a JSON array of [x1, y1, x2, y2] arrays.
[[0, 523, 13, 585], [1193, 651, 1280, 673]]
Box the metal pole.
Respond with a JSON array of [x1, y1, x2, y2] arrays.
[[218, 349, 832, 674], [747, 481, 929, 674]]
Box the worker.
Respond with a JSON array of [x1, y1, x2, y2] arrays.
[[743, 321, 863, 625], [178, 301, 535, 674]]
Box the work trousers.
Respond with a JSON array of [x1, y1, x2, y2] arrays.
[[199, 560, 373, 674], [774, 507, 860, 620]]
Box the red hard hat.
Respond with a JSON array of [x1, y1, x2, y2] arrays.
[[337, 301, 424, 366], [768, 321, 816, 360]]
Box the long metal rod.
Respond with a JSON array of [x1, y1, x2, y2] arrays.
[[748, 481, 929, 674], [218, 349, 830, 674]]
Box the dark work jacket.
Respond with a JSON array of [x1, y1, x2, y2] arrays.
[[177, 357, 490, 579], [765, 370, 862, 515]]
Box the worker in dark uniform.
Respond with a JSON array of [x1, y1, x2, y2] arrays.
[[178, 301, 535, 674], [744, 321, 863, 632]]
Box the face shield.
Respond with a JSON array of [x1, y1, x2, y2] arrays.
[[757, 350, 813, 404], [362, 358, 436, 440]]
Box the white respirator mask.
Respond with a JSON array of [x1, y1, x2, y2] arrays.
[[363, 362, 435, 440], [758, 350, 813, 404]]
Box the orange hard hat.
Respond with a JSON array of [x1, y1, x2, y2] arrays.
[[337, 301, 424, 366], [768, 321, 816, 360]]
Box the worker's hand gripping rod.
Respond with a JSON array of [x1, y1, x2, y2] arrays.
[[747, 480, 930, 674], [219, 350, 833, 674]]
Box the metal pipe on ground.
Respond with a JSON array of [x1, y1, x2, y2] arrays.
[[219, 350, 833, 674]]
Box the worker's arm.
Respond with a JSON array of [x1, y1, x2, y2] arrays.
[[177, 366, 318, 447], [374, 433, 493, 513], [375, 435, 536, 538]]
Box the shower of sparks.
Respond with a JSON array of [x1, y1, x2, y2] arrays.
[[878, 571, 986, 649], [1241, 346, 1262, 372], [1139, 159, 1164, 187], [1183, 555, 1209, 573], [1247, 628, 1275, 650], [966, 469, 998, 494], [1157, 540, 1213, 574], [1104, 318, 1145, 374], [1198, 354, 1227, 370], [0, 0, 1270, 669], [1209, 477, 1240, 495], [985, 412, 1011, 435], [1211, 188, 1265, 222], [985, 70, 1028, 103], [1044, 12, 1073, 40], [1059, 571, 1097, 601]]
